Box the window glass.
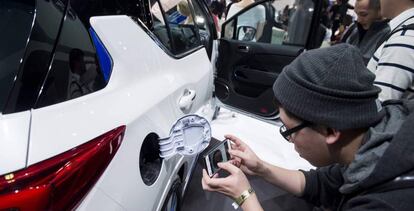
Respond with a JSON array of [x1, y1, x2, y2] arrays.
[[70, 0, 143, 28], [0, 0, 35, 113], [188, 0, 211, 48], [150, 0, 173, 50], [283, 0, 314, 45], [35, 3, 108, 108], [3, 0, 145, 112], [159, 0, 201, 54], [224, 0, 316, 46]]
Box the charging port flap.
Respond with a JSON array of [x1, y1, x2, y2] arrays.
[[159, 114, 211, 158]]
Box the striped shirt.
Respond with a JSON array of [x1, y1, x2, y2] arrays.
[[367, 8, 414, 101]]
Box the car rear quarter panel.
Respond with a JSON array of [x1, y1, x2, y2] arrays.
[[0, 111, 30, 175], [28, 16, 213, 210]]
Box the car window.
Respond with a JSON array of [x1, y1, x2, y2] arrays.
[[35, 0, 142, 108], [150, 0, 173, 50], [70, 0, 142, 28], [0, 0, 35, 113], [2, 0, 148, 113], [35, 14, 107, 108], [151, 0, 201, 55], [223, 0, 315, 46], [188, 0, 212, 49]]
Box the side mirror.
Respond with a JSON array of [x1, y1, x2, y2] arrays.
[[237, 26, 256, 41]]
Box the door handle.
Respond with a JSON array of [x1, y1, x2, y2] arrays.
[[179, 89, 196, 111], [238, 45, 249, 53]]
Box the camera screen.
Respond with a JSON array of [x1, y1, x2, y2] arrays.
[[205, 139, 231, 177]]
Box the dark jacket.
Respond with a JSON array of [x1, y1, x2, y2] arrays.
[[301, 100, 414, 210], [342, 20, 390, 65]]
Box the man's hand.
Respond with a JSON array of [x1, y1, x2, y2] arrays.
[[225, 134, 265, 176], [201, 162, 250, 199]]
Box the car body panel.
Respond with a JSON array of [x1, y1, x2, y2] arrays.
[[0, 111, 30, 175], [77, 186, 125, 211], [27, 15, 213, 210], [28, 15, 212, 164]]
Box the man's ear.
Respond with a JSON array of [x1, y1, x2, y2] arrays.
[[325, 128, 341, 145]]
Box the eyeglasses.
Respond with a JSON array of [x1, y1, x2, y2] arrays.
[[279, 121, 311, 142]]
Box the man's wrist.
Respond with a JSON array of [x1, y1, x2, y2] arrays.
[[256, 160, 268, 177], [233, 187, 255, 206], [240, 191, 263, 211], [232, 187, 261, 210]]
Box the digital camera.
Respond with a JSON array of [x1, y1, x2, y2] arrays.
[[204, 139, 231, 177]]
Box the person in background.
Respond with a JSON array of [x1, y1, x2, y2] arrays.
[[320, 0, 331, 28], [341, 0, 390, 65], [287, 0, 314, 45], [226, 0, 254, 19], [281, 4, 290, 27], [218, 0, 227, 19], [202, 44, 414, 210], [210, 1, 222, 32], [177, 0, 193, 24], [225, 0, 241, 19], [67, 48, 99, 98], [331, 14, 353, 44], [367, 0, 414, 100], [329, 0, 354, 42]]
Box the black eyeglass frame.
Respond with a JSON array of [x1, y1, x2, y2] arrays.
[[279, 121, 312, 142]]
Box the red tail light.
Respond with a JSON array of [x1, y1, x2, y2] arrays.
[[0, 126, 126, 210]]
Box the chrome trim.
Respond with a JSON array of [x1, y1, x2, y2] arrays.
[[395, 176, 414, 181]]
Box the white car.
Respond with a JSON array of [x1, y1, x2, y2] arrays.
[[0, 0, 324, 210]]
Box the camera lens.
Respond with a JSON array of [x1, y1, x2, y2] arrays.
[[212, 149, 223, 169]]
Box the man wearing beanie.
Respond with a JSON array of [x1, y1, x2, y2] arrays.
[[202, 44, 414, 210]]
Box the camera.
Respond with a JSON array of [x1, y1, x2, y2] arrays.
[[204, 139, 231, 177]]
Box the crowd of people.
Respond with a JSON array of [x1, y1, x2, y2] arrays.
[[202, 0, 414, 210]]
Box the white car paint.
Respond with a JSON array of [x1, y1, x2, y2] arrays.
[[0, 111, 31, 175], [26, 16, 214, 211]]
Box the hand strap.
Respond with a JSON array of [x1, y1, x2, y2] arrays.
[[231, 187, 255, 209]]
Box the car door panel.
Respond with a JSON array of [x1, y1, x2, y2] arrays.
[[215, 0, 322, 119], [216, 38, 303, 117]]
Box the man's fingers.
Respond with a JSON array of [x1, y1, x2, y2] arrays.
[[230, 158, 241, 168], [240, 165, 256, 175], [217, 161, 239, 175], [202, 169, 219, 190], [203, 174, 230, 190], [225, 134, 247, 150], [201, 170, 210, 190], [202, 169, 210, 185], [229, 149, 248, 161], [225, 134, 242, 145], [202, 169, 209, 179]]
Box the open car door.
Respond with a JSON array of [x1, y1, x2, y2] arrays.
[[215, 0, 325, 120]]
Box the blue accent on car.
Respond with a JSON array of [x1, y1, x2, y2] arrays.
[[171, 193, 177, 211], [168, 11, 187, 25], [89, 28, 112, 82]]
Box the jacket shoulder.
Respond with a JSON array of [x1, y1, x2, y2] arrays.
[[343, 187, 414, 211]]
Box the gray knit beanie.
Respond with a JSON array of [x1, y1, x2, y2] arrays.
[[273, 44, 384, 130]]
